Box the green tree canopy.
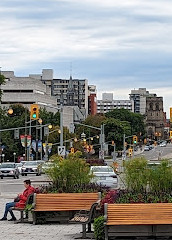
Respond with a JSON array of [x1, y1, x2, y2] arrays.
[[105, 108, 145, 136]]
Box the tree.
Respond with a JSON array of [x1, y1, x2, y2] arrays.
[[105, 109, 145, 136], [0, 104, 61, 161], [104, 118, 131, 151]]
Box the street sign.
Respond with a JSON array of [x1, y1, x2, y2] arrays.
[[99, 150, 104, 160], [14, 129, 19, 139], [58, 146, 66, 156], [44, 126, 49, 136]]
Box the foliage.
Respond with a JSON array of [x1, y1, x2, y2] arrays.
[[45, 151, 93, 192], [0, 104, 60, 160], [100, 189, 172, 205], [39, 108, 60, 126], [104, 118, 131, 151], [115, 191, 172, 204], [38, 182, 108, 194], [148, 160, 172, 194], [124, 158, 172, 194], [86, 159, 106, 166], [100, 190, 119, 213], [105, 108, 145, 136], [124, 157, 148, 192], [93, 216, 105, 240]]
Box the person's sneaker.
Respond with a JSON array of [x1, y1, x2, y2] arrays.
[[0, 217, 7, 221], [8, 217, 16, 221]]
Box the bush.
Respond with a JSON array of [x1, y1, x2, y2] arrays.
[[124, 157, 172, 194], [124, 157, 148, 192], [93, 216, 105, 240], [45, 152, 94, 192]]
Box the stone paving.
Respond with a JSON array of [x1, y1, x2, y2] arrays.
[[0, 195, 92, 240]]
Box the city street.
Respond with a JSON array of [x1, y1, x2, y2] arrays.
[[139, 143, 172, 161]]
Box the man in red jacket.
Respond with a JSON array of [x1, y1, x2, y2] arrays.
[[0, 179, 35, 221]]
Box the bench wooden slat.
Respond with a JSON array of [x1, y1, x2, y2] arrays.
[[106, 203, 172, 225], [34, 192, 100, 212]]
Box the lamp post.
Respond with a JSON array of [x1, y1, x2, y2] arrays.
[[13, 152, 16, 163]]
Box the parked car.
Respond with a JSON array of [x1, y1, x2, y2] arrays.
[[21, 161, 42, 176], [144, 145, 150, 151], [0, 163, 20, 179], [159, 141, 167, 147], [90, 166, 118, 188]]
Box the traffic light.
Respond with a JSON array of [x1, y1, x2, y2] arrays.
[[170, 131, 172, 139], [71, 147, 75, 154], [133, 135, 138, 144], [170, 108, 172, 122], [30, 104, 39, 120], [128, 148, 133, 157]]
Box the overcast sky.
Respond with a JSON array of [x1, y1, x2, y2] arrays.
[[1, 0, 172, 117]]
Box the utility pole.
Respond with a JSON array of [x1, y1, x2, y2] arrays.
[[60, 91, 63, 147], [25, 108, 27, 161], [113, 143, 116, 161]]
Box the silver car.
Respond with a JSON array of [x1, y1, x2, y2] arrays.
[[0, 163, 20, 179], [90, 166, 118, 188], [21, 161, 42, 176]]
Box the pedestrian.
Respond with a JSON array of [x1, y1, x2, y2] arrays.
[[0, 179, 35, 221]]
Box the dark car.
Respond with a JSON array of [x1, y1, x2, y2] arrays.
[[0, 163, 20, 179]]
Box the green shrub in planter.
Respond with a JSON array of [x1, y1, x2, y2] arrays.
[[93, 216, 105, 240]]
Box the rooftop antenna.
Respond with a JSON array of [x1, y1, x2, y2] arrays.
[[70, 62, 72, 78]]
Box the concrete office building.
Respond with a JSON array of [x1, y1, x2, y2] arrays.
[[97, 93, 134, 114], [0, 71, 57, 112]]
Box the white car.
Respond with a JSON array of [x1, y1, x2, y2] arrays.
[[159, 141, 167, 147], [90, 166, 118, 188]]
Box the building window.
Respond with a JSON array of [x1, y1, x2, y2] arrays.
[[156, 103, 159, 111], [149, 103, 153, 110]]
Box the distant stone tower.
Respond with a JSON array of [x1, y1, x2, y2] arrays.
[[145, 97, 164, 140]]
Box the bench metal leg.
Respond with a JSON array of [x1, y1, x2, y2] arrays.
[[75, 224, 92, 239], [105, 225, 108, 240], [87, 223, 92, 233]]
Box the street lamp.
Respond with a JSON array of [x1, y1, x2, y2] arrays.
[[13, 152, 16, 163], [2, 153, 5, 163], [8, 108, 13, 115]]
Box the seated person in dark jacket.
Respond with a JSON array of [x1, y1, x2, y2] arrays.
[[0, 179, 35, 221]]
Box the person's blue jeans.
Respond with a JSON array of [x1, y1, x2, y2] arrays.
[[3, 202, 16, 219]]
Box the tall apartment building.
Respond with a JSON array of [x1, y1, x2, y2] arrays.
[[97, 93, 134, 114], [129, 88, 156, 114], [0, 71, 57, 112], [52, 76, 88, 117]]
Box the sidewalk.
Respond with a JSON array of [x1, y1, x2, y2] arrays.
[[0, 195, 94, 240]]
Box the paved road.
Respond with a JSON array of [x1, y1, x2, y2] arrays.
[[139, 143, 172, 161]]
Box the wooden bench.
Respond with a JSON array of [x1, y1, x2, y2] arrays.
[[32, 192, 101, 224], [11, 193, 34, 223], [104, 203, 172, 239], [69, 202, 99, 239]]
